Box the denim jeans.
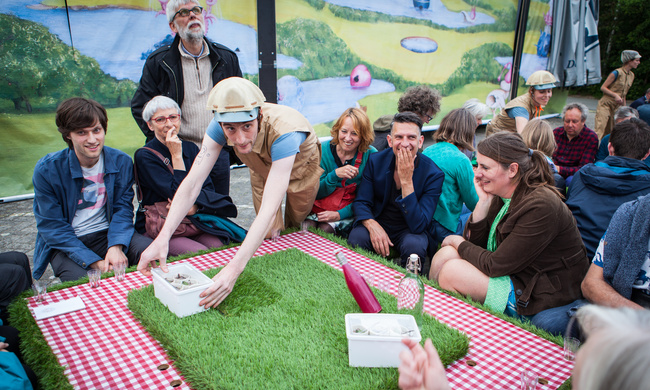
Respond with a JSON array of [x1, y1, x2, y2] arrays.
[[529, 299, 588, 336]]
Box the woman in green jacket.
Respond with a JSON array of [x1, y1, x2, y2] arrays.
[[305, 108, 376, 236]]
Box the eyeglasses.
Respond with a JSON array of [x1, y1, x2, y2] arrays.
[[151, 114, 180, 124], [424, 114, 433, 123], [172, 6, 203, 21]]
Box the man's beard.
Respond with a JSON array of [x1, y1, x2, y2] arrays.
[[177, 20, 205, 43]]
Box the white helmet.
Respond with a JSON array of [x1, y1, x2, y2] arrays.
[[526, 70, 557, 90], [206, 77, 266, 122]]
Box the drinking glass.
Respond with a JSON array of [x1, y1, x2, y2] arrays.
[[114, 262, 126, 282], [88, 269, 101, 288], [563, 336, 580, 361], [32, 280, 47, 302], [520, 369, 538, 390]]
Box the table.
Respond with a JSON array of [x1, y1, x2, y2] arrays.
[[27, 231, 572, 389]]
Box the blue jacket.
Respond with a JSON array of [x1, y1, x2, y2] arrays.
[[352, 148, 445, 234], [567, 156, 650, 259], [32, 147, 136, 279]]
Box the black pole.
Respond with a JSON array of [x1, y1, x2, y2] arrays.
[[509, 0, 531, 101], [257, 0, 277, 103]]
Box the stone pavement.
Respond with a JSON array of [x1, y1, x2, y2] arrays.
[[0, 95, 598, 281]]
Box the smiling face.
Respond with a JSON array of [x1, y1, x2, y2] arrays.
[[474, 152, 518, 198], [387, 121, 424, 159], [170, 2, 205, 42], [629, 58, 641, 69], [68, 120, 105, 168], [337, 116, 361, 154], [531, 88, 553, 107], [148, 108, 181, 144], [221, 119, 259, 154]]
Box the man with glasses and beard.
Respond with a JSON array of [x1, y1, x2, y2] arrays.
[[131, 0, 242, 196]]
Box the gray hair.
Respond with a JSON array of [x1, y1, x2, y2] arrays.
[[621, 50, 641, 64], [462, 98, 492, 121], [166, 0, 200, 23], [614, 106, 639, 121], [562, 102, 589, 122], [142, 96, 181, 122], [572, 305, 650, 390]]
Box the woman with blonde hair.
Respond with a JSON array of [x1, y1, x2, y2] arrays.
[[520, 118, 558, 174], [305, 108, 376, 236], [422, 108, 478, 243]]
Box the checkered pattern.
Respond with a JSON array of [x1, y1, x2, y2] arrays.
[[552, 125, 599, 178], [28, 232, 572, 389], [396, 277, 422, 310]]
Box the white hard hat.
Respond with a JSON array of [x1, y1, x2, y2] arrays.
[[526, 70, 557, 90], [206, 77, 266, 122]]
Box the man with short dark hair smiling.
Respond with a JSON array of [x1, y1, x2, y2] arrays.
[[348, 112, 444, 275], [32, 98, 151, 282]]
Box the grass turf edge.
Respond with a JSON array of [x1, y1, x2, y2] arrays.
[[8, 228, 569, 389]]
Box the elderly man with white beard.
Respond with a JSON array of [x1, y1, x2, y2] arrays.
[[131, 0, 242, 196]]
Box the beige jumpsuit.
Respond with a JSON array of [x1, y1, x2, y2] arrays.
[[594, 67, 634, 139]]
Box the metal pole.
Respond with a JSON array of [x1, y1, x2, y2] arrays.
[[510, 0, 531, 101], [257, 0, 278, 103]]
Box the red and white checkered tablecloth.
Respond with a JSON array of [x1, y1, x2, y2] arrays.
[[28, 232, 572, 389]]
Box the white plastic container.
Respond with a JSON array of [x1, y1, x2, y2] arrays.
[[345, 313, 422, 367], [151, 263, 213, 318]]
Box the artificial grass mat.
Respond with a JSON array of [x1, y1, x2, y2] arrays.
[[127, 248, 470, 389]]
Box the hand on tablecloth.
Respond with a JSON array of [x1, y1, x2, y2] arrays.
[[137, 238, 170, 277], [199, 263, 242, 308], [398, 338, 450, 390]]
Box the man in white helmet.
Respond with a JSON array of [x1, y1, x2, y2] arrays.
[[137, 77, 323, 307], [486, 70, 557, 136]]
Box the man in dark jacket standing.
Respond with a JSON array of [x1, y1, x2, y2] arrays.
[[567, 118, 650, 259], [131, 0, 242, 196]]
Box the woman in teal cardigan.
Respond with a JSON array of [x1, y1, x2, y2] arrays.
[[305, 108, 376, 236], [422, 108, 479, 243]]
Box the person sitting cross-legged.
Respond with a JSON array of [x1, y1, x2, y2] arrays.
[[429, 132, 589, 320], [32, 98, 152, 282], [348, 112, 444, 275]]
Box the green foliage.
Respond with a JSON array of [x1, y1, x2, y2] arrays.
[[571, 0, 650, 97], [277, 18, 423, 91], [128, 249, 470, 389], [304, 0, 326, 10], [0, 14, 137, 113], [327, 3, 518, 34], [434, 42, 513, 95]]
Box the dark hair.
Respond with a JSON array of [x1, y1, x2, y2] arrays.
[[397, 85, 442, 119], [609, 118, 650, 160], [433, 108, 477, 151], [477, 132, 560, 197], [56, 98, 107, 149], [391, 111, 423, 133], [330, 108, 374, 153]]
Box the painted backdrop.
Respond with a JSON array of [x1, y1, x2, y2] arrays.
[[0, 0, 556, 198]]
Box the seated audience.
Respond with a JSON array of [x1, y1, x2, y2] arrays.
[[551, 103, 599, 192], [0, 252, 31, 325], [348, 112, 444, 274], [462, 98, 492, 126], [429, 133, 588, 319], [566, 118, 650, 259], [304, 108, 376, 236], [399, 305, 650, 390], [32, 98, 152, 282], [371, 86, 442, 151], [595, 106, 638, 162], [422, 108, 478, 243], [583, 193, 650, 309], [629, 87, 650, 109], [520, 119, 557, 174], [639, 103, 650, 125], [134, 96, 239, 256]]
